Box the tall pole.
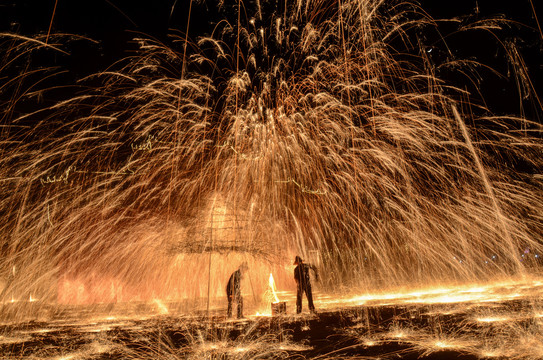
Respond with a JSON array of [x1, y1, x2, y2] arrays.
[[207, 205, 213, 316]]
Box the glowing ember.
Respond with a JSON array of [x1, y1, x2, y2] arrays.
[[55, 356, 76, 360], [329, 280, 543, 311], [476, 316, 510, 323], [363, 339, 377, 346]]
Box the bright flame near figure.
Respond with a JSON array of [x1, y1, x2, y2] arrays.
[[256, 273, 284, 316], [268, 273, 280, 304]]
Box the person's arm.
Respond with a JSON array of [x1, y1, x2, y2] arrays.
[[309, 264, 319, 281]]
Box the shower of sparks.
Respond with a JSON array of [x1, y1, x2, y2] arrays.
[[1, 0, 542, 309], [0, 0, 542, 358]]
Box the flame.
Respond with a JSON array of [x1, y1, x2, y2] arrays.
[[268, 273, 280, 303], [255, 273, 282, 316], [153, 299, 169, 314]]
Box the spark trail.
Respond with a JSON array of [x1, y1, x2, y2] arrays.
[[0, 0, 542, 315]]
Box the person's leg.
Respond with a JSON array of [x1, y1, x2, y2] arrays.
[[237, 295, 243, 318], [227, 296, 233, 318], [296, 286, 303, 313], [306, 285, 315, 312]]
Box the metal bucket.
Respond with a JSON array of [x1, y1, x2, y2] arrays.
[[271, 301, 287, 315]]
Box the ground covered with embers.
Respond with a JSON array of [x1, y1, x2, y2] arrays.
[[2, 285, 543, 360]]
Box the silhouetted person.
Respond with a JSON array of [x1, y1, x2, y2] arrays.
[[226, 262, 248, 318], [293, 255, 318, 314]]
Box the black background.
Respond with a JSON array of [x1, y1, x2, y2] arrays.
[[1, 0, 542, 118]]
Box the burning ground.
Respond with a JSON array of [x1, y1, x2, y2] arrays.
[[2, 278, 543, 359]]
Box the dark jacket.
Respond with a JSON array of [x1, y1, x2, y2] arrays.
[[226, 269, 242, 297], [294, 263, 318, 289]]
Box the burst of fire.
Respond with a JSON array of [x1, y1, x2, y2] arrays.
[[268, 273, 280, 304], [255, 273, 282, 316]]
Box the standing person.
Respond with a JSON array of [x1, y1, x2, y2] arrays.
[[293, 255, 319, 314], [226, 262, 248, 318]]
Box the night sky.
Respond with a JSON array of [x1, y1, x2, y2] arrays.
[[1, 0, 542, 118]]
